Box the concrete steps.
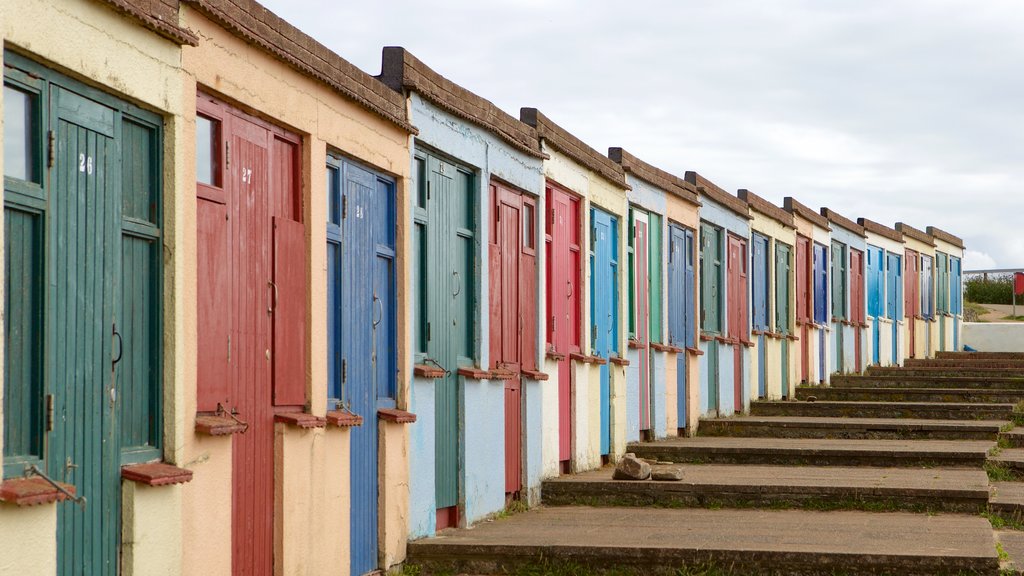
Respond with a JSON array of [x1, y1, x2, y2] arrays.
[[699, 415, 1006, 441], [541, 465, 990, 513], [938, 352, 1024, 360], [867, 367, 1024, 378], [905, 358, 1024, 369], [628, 437, 992, 467], [406, 506, 999, 575], [832, 374, 1024, 389], [1002, 428, 1024, 448], [751, 399, 1017, 420], [797, 385, 1024, 403]]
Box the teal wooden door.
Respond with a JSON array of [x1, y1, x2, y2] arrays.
[[4, 57, 163, 576], [424, 154, 475, 523], [49, 86, 120, 576]]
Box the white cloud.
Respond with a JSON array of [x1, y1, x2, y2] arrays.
[[259, 0, 1022, 267], [964, 250, 998, 271]]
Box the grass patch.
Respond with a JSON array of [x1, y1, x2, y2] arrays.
[[1002, 423, 1017, 433], [984, 510, 1024, 531], [494, 499, 531, 520], [987, 461, 1017, 482], [964, 301, 989, 323], [387, 565, 423, 576], [998, 541, 1010, 563]]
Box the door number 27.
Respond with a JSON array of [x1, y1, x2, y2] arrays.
[[78, 154, 94, 175], [241, 167, 253, 184]]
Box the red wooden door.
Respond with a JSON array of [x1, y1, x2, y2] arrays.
[[850, 249, 865, 371], [491, 182, 535, 495], [634, 217, 651, 431], [905, 249, 919, 357], [545, 184, 579, 464], [727, 235, 748, 412], [196, 96, 304, 576], [796, 235, 812, 382]]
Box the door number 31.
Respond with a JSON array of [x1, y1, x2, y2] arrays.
[[78, 154, 94, 175]]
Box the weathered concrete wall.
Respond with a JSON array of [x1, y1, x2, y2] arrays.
[[699, 197, 750, 417], [405, 92, 545, 535], [963, 323, 1024, 352], [0, 0, 186, 572], [625, 176, 668, 441], [122, 482, 183, 576], [539, 147, 629, 475], [181, 7, 412, 574], [749, 211, 797, 400]]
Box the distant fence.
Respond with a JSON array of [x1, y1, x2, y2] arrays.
[[964, 268, 1024, 305]]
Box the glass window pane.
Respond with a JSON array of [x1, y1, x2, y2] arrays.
[[195, 115, 218, 186], [3, 85, 35, 182], [523, 203, 535, 249], [326, 166, 338, 225]]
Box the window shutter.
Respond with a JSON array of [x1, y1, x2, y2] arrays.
[[272, 216, 307, 406], [196, 200, 232, 412]]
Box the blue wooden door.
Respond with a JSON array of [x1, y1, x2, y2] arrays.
[[886, 252, 902, 364], [813, 243, 828, 380], [591, 208, 617, 455], [867, 246, 884, 365], [751, 234, 769, 397], [667, 225, 690, 428], [951, 256, 962, 349], [327, 157, 395, 576]]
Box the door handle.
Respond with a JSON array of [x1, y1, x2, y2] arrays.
[[452, 271, 461, 297], [268, 281, 278, 315], [112, 323, 123, 366], [566, 281, 573, 299], [372, 295, 383, 328]]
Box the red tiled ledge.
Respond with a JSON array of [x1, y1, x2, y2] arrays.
[[650, 342, 684, 353], [521, 369, 549, 381], [457, 367, 491, 380], [488, 368, 517, 380], [609, 355, 630, 366], [274, 412, 326, 429], [686, 346, 704, 356], [326, 411, 363, 427], [414, 364, 446, 379], [545, 348, 566, 361], [195, 413, 248, 436], [0, 477, 75, 506], [122, 462, 193, 487], [569, 352, 607, 365], [627, 338, 644, 349], [379, 408, 417, 424]]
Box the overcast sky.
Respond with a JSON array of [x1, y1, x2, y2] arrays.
[[261, 0, 1023, 270]]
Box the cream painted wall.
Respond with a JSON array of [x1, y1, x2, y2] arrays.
[[664, 194, 700, 434], [902, 235, 935, 360], [540, 147, 629, 473], [0, 1, 188, 573], [0, 504, 55, 576], [749, 211, 797, 399], [180, 7, 412, 575]]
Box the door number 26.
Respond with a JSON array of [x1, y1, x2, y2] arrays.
[[78, 154, 94, 175]]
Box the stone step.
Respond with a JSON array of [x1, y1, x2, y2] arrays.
[[990, 449, 1024, 479], [406, 507, 998, 576], [865, 367, 1024, 379], [751, 399, 1017, 421], [797, 386, 1024, 403], [938, 351, 1024, 360], [1002, 428, 1024, 448], [989, 482, 1024, 523], [628, 437, 992, 467], [906, 358, 1024, 369], [833, 375, 1024, 389], [699, 415, 1006, 440], [541, 465, 990, 513], [995, 530, 1024, 576]]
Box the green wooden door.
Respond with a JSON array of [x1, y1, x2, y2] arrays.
[[425, 154, 475, 514], [49, 86, 121, 576], [4, 55, 163, 576]]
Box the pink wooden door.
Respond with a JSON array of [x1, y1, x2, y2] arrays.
[[905, 249, 919, 357], [546, 184, 579, 464], [796, 235, 812, 382], [491, 183, 529, 495], [634, 217, 651, 431], [727, 235, 748, 412], [850, 249, 865, 371]]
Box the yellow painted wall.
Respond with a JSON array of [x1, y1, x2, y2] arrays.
[[180, 6, 412, 575], [902, 235, 935, 360], [0, 0, 187, 573], [664, 194, 701, 434], [749, 211, 797, 399], [540, 146, 630, 471]]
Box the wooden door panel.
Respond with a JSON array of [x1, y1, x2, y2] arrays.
[[272, 216, 306, 406]]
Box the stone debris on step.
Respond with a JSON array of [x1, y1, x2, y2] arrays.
[[651, 466, 684, 481], [612, 453, 651, 480]]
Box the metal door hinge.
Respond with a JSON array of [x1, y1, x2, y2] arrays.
[[227, 334, 231, 362], [342, 359, 347, 383], [426, 322, 432, 342], [225, 142, 231, 167], [342, 195, 348, 219], [590, 228, 596, 252], [550, 209, 555, 225], [45, 394, 54, 432], [47, 131, 55, 168], [591, 324, 597, 343], [427, 181, 431, 200]]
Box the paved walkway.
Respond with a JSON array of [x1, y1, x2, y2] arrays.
[[980, 303, 1024, 322]]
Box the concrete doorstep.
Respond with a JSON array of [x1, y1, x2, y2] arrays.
[[406, 506, 999, 575], [797, 386, 1024, 403], [751, 400, 1017, 421], [700, 415, 1006, 441]]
